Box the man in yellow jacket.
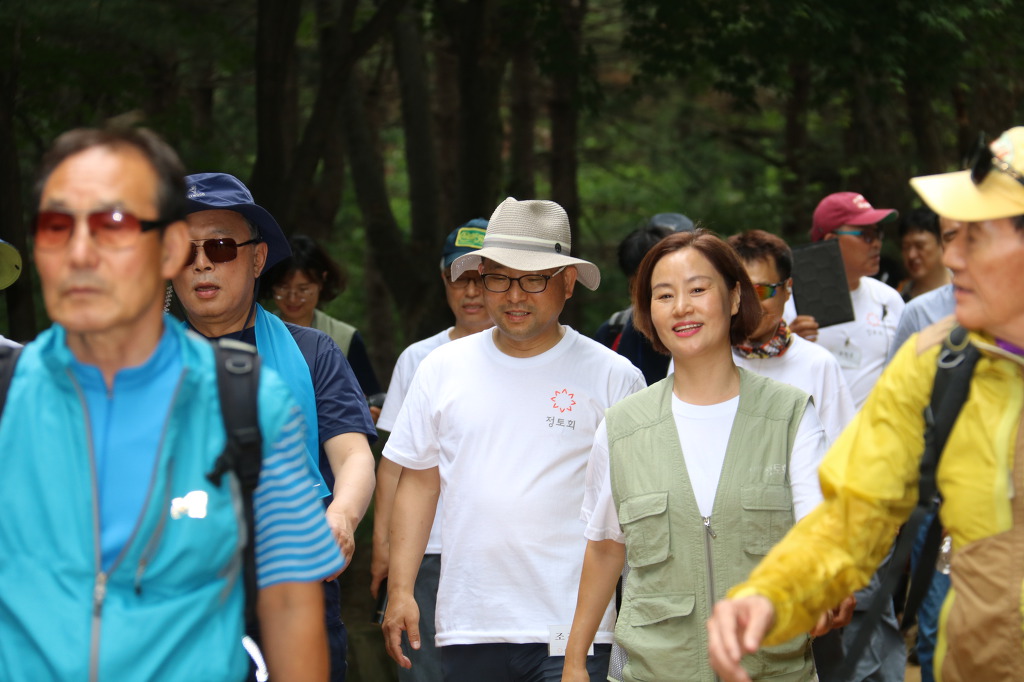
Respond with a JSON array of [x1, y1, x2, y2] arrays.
[[707, 126, 1024, 682]]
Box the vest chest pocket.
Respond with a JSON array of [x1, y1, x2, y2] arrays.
[[740, 484, 794, 556], [618, 491, 671, 568]]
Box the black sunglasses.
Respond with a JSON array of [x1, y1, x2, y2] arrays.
[[969, 133, 1024, 189], [187, 238, 261, 265]]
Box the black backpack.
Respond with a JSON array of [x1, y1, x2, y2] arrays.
[[0, 340, 263, 625]]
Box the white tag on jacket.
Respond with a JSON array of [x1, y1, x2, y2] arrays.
[[548, 625, 592, 656]]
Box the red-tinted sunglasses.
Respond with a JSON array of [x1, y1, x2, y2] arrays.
[[187, 238, 261, 265], [34, 210, 171, 250]]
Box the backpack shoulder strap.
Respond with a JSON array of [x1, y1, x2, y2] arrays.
[[205, 339, 263, 626], [838, 325, 979, 676], [900, 325, 979, 626], [0, 345, 23, 420]]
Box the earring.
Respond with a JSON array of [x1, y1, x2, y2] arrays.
[[164, 284, 173, 313]]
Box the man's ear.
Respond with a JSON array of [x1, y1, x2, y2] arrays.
[[253, 242, 269, 278], [160, 221, 190, 279], [562, 265, 578, 300]]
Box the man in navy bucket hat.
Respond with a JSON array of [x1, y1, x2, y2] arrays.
[[172, 172, 377, 682]]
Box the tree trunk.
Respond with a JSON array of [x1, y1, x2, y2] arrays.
[[547, 0, 585, 247], [341, 75, 432, 342], [780, 58, 810, 241], [431, 31, 460, 229], [250, 0, 302, 217], [905, 73, 946, 175], [392, 5, 450, 337], [437, 0, 508, 220], [507, 39, 537, 200]]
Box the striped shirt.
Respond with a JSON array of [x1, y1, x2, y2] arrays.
[[255, 405, 345, 587]]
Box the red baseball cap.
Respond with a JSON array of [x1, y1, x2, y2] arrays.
[[811, 192, 898, 242]]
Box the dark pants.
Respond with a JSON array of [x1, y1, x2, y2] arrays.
[[323, 577, 349, 682], [441, 643, 611, 682]]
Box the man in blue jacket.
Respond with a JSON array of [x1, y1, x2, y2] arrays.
[[0, 126, 343, 680], [171, 172, 377, 681]]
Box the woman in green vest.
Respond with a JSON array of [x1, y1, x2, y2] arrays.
[[261, 234, 382, 402], [563, 230, 833, 682]]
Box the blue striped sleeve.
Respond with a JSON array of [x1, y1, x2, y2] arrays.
[[253, 406, 345, 588]]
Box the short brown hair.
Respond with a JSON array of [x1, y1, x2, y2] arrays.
[[727, 230, 793, 280], [631, 229, 762, 354]]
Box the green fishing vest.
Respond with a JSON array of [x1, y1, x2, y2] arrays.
[[607, 369, 816, 681]]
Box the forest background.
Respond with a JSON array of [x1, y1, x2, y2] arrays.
[[2, 0, 1023, 379], [2, 2, 1023, 678]]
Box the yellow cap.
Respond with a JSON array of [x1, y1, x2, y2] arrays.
[[910, 127, 1024, 222]]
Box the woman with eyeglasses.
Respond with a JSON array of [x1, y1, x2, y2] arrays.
[[562, 230, 832, 682], [261, 235, 382, 405]]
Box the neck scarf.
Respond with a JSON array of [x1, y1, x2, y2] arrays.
[[734, 320, 793, 360], [185, 305, 327, 497]]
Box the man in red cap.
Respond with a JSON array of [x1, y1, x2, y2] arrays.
[[790, 192, 905, 410], [786, 192, 907, 681]]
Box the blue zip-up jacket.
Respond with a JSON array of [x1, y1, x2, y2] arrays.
[[0, 322, 296, 681]]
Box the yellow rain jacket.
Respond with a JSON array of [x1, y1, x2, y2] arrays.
[[729, 318, 1024, 681]]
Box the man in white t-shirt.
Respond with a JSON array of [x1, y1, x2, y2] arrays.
[[727, 230, 855, 445], [787, 192, 906, 682], [381, 198, 645, 682], [372, 219, 493, 681], [788, 192, 905, 411]]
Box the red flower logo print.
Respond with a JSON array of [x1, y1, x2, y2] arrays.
[[551, 388, 576, 413]]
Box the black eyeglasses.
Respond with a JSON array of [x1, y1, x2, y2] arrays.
[[752, 281, 787, 301], [834, 226, 884, 245], [480, 266, 566, 294], [187, 238, 261, 265], [445, 272, 483, 290], [34, 209, 171, 250], [969, 133, 1024, 189]]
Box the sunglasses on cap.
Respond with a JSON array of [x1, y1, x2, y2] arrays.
[[33, 209, 172, 250], [753, 281, 787, 301], [969, 133, 1024, 189], [187, 237, 261, 265]]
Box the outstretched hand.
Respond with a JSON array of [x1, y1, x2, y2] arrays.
[[706, 595, 775, 682]]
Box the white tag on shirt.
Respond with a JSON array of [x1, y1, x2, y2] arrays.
[[548, 625, 593, 657], [834, 342, 863, 370]]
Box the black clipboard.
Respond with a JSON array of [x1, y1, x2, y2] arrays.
[[790, 240, 854, 329]]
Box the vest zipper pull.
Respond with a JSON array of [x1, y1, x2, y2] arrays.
[[703, 515, 716, 539]]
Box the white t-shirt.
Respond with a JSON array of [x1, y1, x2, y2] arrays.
[[786, 276, 904, 409], [378, 328, 452, 555], [385, 327, 646, 647], [0, 335, 20, 349], [732, 335, 856, 445], [582, 393, 827, 543]]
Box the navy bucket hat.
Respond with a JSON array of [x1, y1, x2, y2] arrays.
[[183, 173, 291, 272]]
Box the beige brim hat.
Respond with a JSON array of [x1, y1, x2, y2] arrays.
[[450, 197, 601, 290], [910, 127, 1024, 222]]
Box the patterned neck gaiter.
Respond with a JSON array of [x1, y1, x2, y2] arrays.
[[734, 320, 793, 359]]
